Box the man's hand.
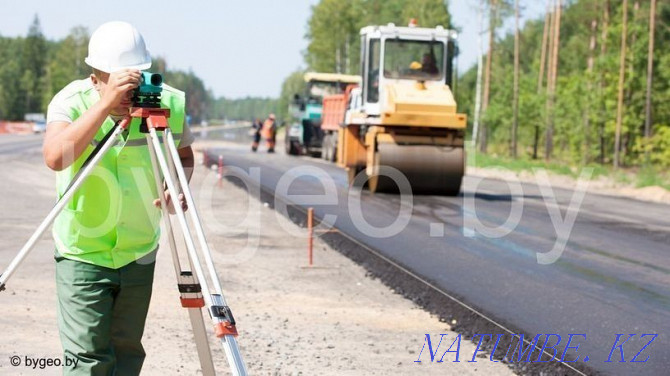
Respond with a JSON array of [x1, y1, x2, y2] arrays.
[[153, 190, 188, 214], [99, 69, 142, 111]]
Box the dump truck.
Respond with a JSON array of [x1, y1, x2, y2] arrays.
[[285, 73, 360, 156], [326, 23, 466, 195], [320, 85, 359, 162]]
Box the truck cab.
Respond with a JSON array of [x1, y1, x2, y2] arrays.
[[286, 73, 360, 156]]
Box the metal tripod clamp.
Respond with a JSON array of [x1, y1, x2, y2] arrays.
[[129, 107, 171, 131], [178, 271, 206, 309], [211, 295, 238, 338]]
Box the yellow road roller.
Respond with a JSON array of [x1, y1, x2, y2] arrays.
[[331, 23, 467, 195]]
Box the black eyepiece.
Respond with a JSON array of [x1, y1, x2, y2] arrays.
[[150, 73, 163, 86]]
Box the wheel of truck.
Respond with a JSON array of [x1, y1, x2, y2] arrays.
[[284, 137, 292, 154], [324, 133, 337, 162], [285, 137, 300, 155], [322, 134, 331, 161], [320, 134, 327, 160]]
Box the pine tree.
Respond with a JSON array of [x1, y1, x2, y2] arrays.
[[21, 14, 47, 114], [614, 0, 629, 169], [583, 3, 599, 164], [545, 0, 562, 160], [511, 0, 520, 158], [534, 0, 552, 159], [480, 0, 498, 153], [643, 0, 657, 163]]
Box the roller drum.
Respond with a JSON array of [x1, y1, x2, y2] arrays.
[[368, 143, 464, 196]]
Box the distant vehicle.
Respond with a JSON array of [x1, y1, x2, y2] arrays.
[[285, 73, 360, 156], [319, 85, 359, 162], [25, 113, 46, 134], [32, 121, 46, 134]]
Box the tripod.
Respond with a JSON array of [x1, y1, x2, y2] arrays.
[[0, 107, 248, 376]]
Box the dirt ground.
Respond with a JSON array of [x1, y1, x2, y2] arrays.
[[0, 138, 514, 375]]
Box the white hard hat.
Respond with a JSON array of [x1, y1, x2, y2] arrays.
[[85, 21, 152, 73]]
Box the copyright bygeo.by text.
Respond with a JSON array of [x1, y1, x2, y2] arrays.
[[9, 355, 79, 370]]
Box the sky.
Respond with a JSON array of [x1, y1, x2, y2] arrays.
[[0, 0, 546, 99]]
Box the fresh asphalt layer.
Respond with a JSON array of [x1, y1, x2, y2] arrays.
[[202, 130, 670, 376]]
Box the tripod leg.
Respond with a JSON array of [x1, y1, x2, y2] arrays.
[[146, 135, 184, 279], [163, 129, 248, 374], [0, 122, 127, 291], [164, 130, 227, 295], [188, 308, 217, 376], [148, 128, 247, 375], [146, 135, 216, 376]]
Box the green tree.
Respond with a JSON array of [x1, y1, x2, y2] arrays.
[[44, 26, 90, 107], [401, 0, 450, 28], [361, 0, 405, 25], [278, 70, 307, 123], [21, 14, 48, 113], [210, 97, 278, 122], [306, 0, 363, 74], [164, 69, 210, 124], [0, 37, 25, 120]]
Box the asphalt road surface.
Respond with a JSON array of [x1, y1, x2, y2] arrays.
[[0, 134, 43, 155], [203, 131, 670, 376], [3, 130, 667, 375]]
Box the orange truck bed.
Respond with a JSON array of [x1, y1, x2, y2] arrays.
[[321, 84, 358, 132], [321, 93, 347, 132]]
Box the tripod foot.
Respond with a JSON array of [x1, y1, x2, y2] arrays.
[[0, 279, 5, 292]]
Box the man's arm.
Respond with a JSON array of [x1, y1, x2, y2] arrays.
[[43, 101, 115, 171], [43, 70, 141, 171], [176, 118, 195, 182], [178, 145, 195, 182], [152, 145, 194, 213]]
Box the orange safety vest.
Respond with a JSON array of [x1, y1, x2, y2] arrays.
[[261, 119, 275, 139]]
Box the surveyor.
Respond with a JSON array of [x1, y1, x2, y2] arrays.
[[43, 21, 195, 375], [261, 113, 277, 153]]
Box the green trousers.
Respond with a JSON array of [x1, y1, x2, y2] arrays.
[[55, 251, 156, 376]]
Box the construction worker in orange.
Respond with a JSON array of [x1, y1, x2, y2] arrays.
[[261, 113, 277, 153]]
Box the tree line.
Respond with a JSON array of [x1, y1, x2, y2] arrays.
[[209, 97, 278, 123], [0, 15, 274, 124], [457, 0, 669, 169]]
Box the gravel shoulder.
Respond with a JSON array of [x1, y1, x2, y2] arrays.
[[467, 165, 670, 205]]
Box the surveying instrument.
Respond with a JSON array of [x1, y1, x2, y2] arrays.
[[0, 72, 248, 375]]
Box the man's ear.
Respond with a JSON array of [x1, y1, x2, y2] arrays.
[[90, 73, 99, 88]]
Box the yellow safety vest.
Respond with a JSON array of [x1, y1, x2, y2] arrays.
[[52, 79, 185, 269]]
